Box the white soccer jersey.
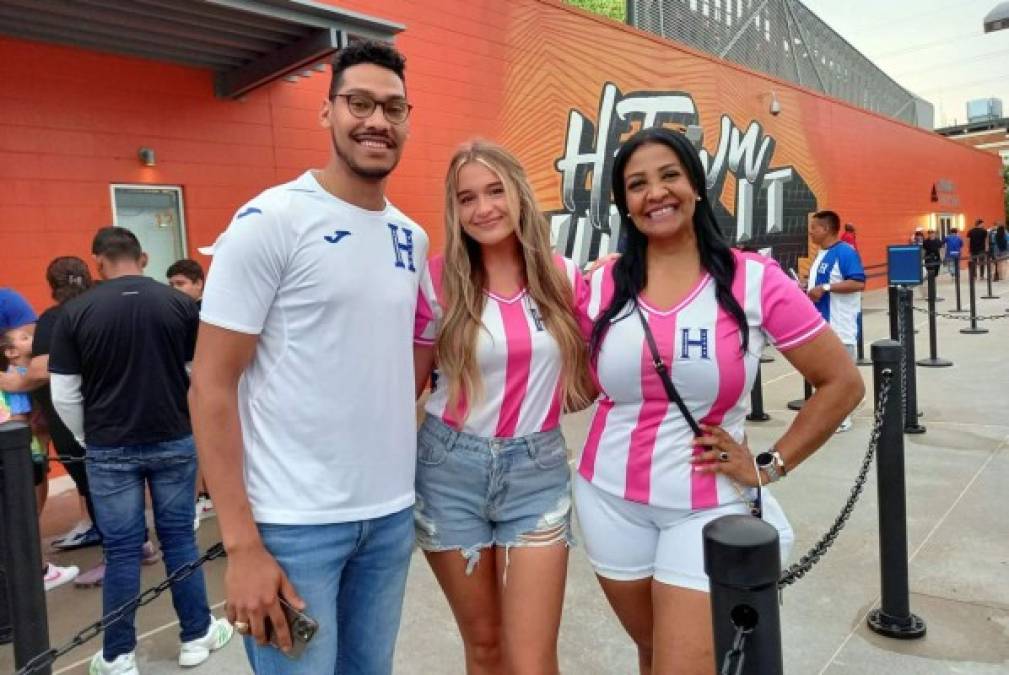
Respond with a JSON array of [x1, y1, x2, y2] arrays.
[[200, 171, 428, 524], [577, 251, 826, 510], [415, 255, 586, 438]]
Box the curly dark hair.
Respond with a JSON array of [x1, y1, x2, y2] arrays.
[[589, 127, 749, 357], [328, 40, 407, 98], [46, 256, 93, 304]]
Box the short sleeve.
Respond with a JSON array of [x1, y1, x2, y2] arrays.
[[760, 261, 827, 352], [837, 246, 866, 282], [414, 256, 442, 346], [200, 200, 292, 335], [0, 289, 37, 331], [32, 309, 58, 357], [47, 312, 81, 375]]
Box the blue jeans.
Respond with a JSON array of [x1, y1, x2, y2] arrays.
[[245, 507, 414, 674], [87, 436, 210, 661]]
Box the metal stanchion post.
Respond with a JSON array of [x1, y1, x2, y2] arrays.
[[746, 360, 770, 422], [949, 256, 967, 313], [888, 285, 899, 339], [917, 265, 952, 368], [961, 258, 988, 335], [982, 255, 999, 299], [786, 379, 812, 411], [898, 288, 926, 434], [856, 311, 871, 366], [0, 427, 51, 673], [705, 516, 783, 675], [867, 340, 927, 640]]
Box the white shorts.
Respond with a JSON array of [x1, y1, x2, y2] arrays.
[[574, 473, 794, 592]]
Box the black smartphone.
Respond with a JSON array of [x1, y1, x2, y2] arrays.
[[265, 597, 318, 659]]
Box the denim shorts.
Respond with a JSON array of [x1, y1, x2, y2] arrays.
[[414, 415, 574, 574]]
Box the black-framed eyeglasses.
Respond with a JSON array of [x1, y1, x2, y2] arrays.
[[332, 93, 412, 124]]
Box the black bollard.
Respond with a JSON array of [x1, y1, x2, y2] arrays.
[[867, 341, 927, 640], [960, 258, 988, 335], [786, 379, 812, 411], [705, 515, 783, 675], [897, 288, 926, 434], [982, 255, 999, 299], [746, 361, 770, 422], [855, 311, 871, 366], [0, 427, 51, 673], [949, 257, 967, 313], [917, 267, 952, 368]]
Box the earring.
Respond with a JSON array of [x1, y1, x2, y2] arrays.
[[696, 195, 703, 202]]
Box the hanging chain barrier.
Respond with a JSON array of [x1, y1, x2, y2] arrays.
[[22, 375, 896, 673], [776, 370, 892, 589], [13, 543, 226, 675], [719, 623, 753, 675], [910, 305, 1009, 322]]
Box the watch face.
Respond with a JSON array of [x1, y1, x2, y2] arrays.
[[756, 451, 773, 467]]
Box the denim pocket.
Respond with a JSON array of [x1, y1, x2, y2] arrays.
[[529, 435, 568, 470], [417, 430, 449, 467]]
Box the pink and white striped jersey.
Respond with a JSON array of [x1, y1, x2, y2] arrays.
[[578, 250, 827, 510], [415, 254, 587, 438]]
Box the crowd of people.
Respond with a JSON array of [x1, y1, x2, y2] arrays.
[[0, 40, 873, 675], [910, 218, 1009, 283]]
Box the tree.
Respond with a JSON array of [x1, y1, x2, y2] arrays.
[[564, 0, 626, 21]]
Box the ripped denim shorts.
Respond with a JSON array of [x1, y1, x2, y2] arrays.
[[414, 415, 574, 574]]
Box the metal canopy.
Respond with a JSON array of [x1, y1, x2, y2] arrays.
[[0, 0, 403, 98]]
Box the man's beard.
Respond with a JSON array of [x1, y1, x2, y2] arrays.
[[331, 131, 397, 181]]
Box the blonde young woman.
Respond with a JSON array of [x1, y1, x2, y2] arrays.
[[413, 141, 593, 675]]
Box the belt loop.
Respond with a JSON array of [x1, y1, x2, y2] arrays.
[[524, 433, 538, 460]]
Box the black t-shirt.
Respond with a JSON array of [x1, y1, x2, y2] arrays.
[[968, 226, 988, 255], [49, 276, 199, 446], [922, 238, 942, 261], [32, 305, 72, 443]]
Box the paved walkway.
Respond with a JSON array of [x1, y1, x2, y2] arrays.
[[4, 275, 1008, 674]]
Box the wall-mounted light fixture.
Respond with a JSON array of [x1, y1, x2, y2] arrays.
[[769, 91, 782, 116], [138, 147, 156, 166]]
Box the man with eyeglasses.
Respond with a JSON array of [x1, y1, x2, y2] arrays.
[[189, 40, 427, 674]]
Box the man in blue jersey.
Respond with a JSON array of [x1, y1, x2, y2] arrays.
[[805, 210, 866, 432]]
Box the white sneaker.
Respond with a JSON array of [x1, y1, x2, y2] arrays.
[[44, 563, 79, 591], [195, 496, 215, 519], [89, 650, 138, 675], [836, 418, 854, 433], [179, 616, 234, 667]]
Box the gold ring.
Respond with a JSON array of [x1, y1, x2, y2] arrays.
[[233, 621, 250, 634]]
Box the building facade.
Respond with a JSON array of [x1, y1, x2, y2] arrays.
[[1, 0, 1004, 311]]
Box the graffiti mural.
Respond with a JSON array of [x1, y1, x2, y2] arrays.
[[549, 83, 818, 269]]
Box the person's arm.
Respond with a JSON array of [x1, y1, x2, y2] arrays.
[[50, 373, 85, 446], [0, 355, 48, 392], [693, 329, 863, 484], [414, 344, 436, 399], [188, 323, 302, 650]]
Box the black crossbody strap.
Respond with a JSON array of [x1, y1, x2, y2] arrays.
[[634, 302, 703, 437]]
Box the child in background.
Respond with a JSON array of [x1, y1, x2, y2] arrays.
[[1, 327, 79, 591]]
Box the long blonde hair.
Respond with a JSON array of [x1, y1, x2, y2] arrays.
[[436, 140, 593, 417]]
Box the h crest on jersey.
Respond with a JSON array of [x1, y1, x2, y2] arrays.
[[387, 223, 416, 272], [679, 328, 710, 360]]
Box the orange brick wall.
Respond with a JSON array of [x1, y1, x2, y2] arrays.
[[1, 0, 1004, 311]]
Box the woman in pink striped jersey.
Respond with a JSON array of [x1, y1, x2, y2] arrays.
[[575, 127, 863, 674], [413, 141, 594, 675]]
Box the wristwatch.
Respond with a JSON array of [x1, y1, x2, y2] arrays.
[[821, 283, 831, 293], [755, 449, 787, 483]]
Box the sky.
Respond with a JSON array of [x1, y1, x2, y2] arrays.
[[801, 0, 1009, 128]]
